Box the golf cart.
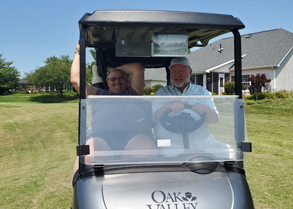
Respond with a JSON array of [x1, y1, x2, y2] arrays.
[[72, 10, 254, 209]]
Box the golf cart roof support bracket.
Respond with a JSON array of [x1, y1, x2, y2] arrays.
[[96, 42, 109, 90], [232, 29, 242, 99], [76, 145, 90, 156], [240, 142, 252, 152]]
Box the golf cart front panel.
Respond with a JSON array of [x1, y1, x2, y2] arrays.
[[74, 169, 253, 209]]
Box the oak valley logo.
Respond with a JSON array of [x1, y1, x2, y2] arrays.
[[146, 190, 198, 209]]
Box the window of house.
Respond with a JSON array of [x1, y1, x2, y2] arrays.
[[190, 75, 195, 84], [231, 75, 250, 87], [242, 75, 250, 87]]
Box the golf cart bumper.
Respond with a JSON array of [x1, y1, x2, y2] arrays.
[[72, 167, 254, 209]]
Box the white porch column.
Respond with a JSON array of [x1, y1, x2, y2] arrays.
[[203, 73, 207, 89]]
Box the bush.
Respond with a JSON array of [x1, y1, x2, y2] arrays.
[[246, 92, 265, 100], [144, 87, 153, 95], [152, 84, 163, 93], [224, 81, 235, 95], [274, 90, 292, 98], [62, 89, 78, 97], [263, 91, 276, 99]]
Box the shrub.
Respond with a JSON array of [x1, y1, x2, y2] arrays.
[[62, 89, 78, 97], [274, 90, 291, 98], [263, 91, 276, 99], [224, 81, 235, 95], [144, 87, 153, 95], [152, 84, 163, 93], [246, 92, 265, 100], [245, 95, 253, 100]]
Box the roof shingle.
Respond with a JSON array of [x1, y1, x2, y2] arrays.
[[187, 28, 293, 72]]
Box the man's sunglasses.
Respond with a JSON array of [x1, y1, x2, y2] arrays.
[[108, 76, 126, 82]]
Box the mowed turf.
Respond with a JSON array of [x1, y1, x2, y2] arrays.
[[0, 94, 292, 208], [0, 94, 78, 208], [245, 98, 293, 209]]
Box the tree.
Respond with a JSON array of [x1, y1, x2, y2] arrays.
[[0, 54, 20, 94], [26, 55, 72, 96], [248, 73, 267, 100]]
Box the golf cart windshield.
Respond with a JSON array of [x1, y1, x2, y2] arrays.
[[79, 95, 247, 166]]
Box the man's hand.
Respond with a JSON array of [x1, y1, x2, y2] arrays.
[[191, 103, 212, 115], [192, 103, 218, 124], [75, 42, 80, 54], [154, 100, 187, 121], [167, 101, 188, 113]]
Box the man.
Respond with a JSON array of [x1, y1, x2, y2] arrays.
[[154, 57, 218, 123], [71, 43, 144, 96], [153, 57, 228, 156], [71, 43, 156, 175]]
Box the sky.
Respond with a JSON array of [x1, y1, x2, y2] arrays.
[[1, 0, 293, 78]]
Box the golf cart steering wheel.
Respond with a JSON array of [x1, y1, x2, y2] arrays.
[[161, 104, 206, 133], [160, 104, 206, 149]]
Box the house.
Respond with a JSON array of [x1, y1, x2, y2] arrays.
[[144, 68, 167, 87], [18, 79, 36, 92], [187, 28, 293, 94]]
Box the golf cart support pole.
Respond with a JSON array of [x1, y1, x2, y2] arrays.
[[232, 29, 243, 99], [79, 27, 86, 100], [78, 27, 87, 176], [232, 29, 246, 168]]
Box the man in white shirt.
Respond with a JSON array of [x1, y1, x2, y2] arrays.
[[153, 57, 229, 156]]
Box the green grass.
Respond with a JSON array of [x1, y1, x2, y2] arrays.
[[0, 94, 292, 208], [244, 98, 273, 105], [0, 94, 78, 208], [245, 98, 293, 209], [0, 93, 79, 103]]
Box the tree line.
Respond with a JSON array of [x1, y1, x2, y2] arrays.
[[0, 53, 94, 96]]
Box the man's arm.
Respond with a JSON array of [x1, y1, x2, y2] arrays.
[[116, 62, 144, 95], [70, 43, 98, 97]]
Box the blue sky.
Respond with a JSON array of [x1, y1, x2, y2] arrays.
[[1, 0, 293, 78]]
